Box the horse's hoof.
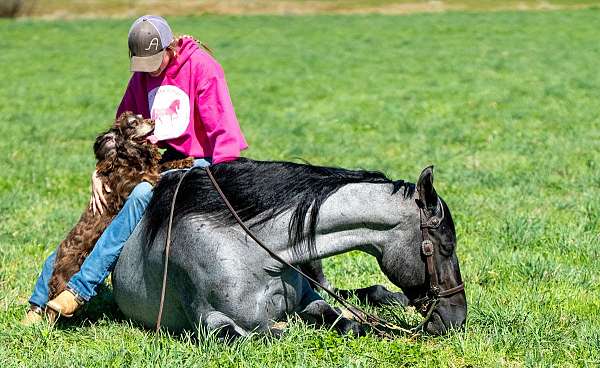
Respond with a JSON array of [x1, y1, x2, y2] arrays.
[[386, 291, 409, 307], [268, 322, 288, 338], [338, 318, 366, 337], [271, 321, 288, 330]]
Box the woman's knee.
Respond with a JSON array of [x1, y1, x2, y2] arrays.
[[128, 182, 153, 206]]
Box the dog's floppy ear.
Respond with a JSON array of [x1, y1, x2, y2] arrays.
[[94, 132, 120, 174], [96, 156, 116, 175], [94, 132, 115, 158]]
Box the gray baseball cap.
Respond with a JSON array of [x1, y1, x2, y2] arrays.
[[128, 15, 174, 72]]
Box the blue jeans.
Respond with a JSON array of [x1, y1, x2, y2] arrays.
[[29, 158, 211, 307]]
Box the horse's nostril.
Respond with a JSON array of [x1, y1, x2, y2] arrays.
[[424, 312, 447, 335]]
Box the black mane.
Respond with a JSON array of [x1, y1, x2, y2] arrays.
[[145, 158, 414, 254]]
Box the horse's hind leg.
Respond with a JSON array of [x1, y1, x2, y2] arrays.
[[204, 311, 250, 340]]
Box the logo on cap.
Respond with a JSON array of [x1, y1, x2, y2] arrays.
[[145, 37, 160, 51]]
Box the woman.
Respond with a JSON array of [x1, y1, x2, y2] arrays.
[[23, 15, 247, 324]]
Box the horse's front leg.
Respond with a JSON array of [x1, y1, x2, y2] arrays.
[[336, 285, 409, 307], [300, 259, 332, 290], [298, 299, 365, 336], [301, 260, 408, 307], [296, 278, 365, 336]]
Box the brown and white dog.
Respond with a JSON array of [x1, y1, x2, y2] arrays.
[[47, 111, 193, 301]]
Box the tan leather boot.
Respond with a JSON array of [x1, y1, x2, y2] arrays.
[[20, 305, 44, 326], [46, 289, 84, 318]]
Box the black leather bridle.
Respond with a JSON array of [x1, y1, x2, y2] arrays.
[[410, 198, 465, 316]]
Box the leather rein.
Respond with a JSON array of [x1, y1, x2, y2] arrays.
[[155, 166, 464, 337]]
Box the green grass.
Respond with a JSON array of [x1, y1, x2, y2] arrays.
[[1, 9, 599, 367]]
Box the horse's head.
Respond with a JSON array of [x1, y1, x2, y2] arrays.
[[380, 166, 466, 335]]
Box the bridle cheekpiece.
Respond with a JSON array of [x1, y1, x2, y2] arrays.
[[411, 197, 464, 316]]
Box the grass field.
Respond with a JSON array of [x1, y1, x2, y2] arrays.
[[1, 8, 600, 368], [15, 0, 600, 17]]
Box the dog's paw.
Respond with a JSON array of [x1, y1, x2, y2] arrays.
[[159, 157, 195, 172]]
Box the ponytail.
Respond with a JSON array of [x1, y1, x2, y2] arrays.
[[167, 34, 214, 58]]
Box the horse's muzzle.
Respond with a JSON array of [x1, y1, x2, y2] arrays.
[[424, 297, 467, 335]]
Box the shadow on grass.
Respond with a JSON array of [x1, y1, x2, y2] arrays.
[[49, 285, 224, 342], [52, 284, 127, 330]]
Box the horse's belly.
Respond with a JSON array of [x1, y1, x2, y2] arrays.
[[112, 219, 190, 331], [112, 215, 309, 333], [228, 269, 304, 331]]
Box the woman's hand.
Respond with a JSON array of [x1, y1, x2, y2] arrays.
[[90, 170, 112, 215]]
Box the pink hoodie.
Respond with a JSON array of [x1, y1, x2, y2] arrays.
[[116, 37, 248, 164]]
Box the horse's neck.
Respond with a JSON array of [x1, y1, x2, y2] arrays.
[[279, 182, 416, 265]]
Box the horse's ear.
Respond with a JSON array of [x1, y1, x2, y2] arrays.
[[416, 165, 438, 210]]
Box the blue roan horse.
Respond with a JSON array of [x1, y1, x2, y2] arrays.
[[112, 158, 466, 337]]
